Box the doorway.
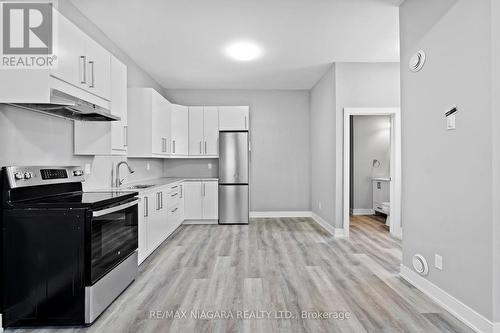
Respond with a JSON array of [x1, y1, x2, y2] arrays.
[[343, 108, 402, 239]]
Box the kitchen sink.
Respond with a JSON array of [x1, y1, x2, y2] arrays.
[[127, 184, 154, 189]]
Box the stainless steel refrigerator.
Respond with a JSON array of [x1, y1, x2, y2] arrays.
[[219, 131, 249, 224]]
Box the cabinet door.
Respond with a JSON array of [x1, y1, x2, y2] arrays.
[[162, 99, 172, 155], [148, 191, 165, 250], [188, 107, 204, 156], [204, 107, 219, 156], [202, 181, 219, 219], [50, 12, 86, 88], [85, 37, 111, 100], [219, 106, 249, 130], [183, 182, 202, 219], [151, 91, 166, 155], [138, 195, 149, 264], [110, 56, 127, 153], [171, 105, 189, 155]]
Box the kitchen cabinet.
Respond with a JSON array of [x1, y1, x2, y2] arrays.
[[50, 12, 86, 89], [188, 107, 219, 157], [184, 181, 202, 219], [170, 105, 189, 156], [202, 181, 219, 219], [183, 180, 218, 221], [128, 88, 171, 158], [51, 10, 111, 101], [73, 55, 127, 155], [84, 36, 111, 101], [110, 56, 128, 154], [219, 106, 249, 131], [138, 182, 186, 265]]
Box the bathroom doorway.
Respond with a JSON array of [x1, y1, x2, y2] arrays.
[[343, 108, 402, 239]]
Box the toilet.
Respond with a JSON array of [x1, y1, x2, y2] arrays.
[[382, 202, 390, 226]]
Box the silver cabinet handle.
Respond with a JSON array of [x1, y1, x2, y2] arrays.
[[123, 126, 128, 147], [144, 197, 148, 217], [171, 192, 178, 197], [79, 56, 87, 84], [172, 140, 176, 154], [180, 185, 183, 198], [171, 207, 178, 213], [199, 141, 202, 154], [203, 183, 206, 197], [156, 192, 160, 210], [244, 115, 247, 129], [160, 192, 163, 209], [204, 141, 207, 154], [88, 60, 95, 88]]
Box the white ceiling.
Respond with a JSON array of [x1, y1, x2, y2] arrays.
[[70, 0, 400, 90]]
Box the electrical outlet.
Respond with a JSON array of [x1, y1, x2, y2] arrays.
[[84, 163, 91, 175], [208, 163, 212, 169], [146, 163, 150, 171], [434, 254, 443, 270], [318, 202, 322, 210]]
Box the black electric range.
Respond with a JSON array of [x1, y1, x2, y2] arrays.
[[1, 166, 139, 328]]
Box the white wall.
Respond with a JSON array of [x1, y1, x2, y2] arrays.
[[335, 63, 401, 228], [310, 66, 337, 226], [351, 115, 391, 210], [0, 1, 167, 187], [164, 90, 311, 212], [400, 0, 494, 321]]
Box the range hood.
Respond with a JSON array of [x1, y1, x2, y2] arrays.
[[9, 89, 120, 122]]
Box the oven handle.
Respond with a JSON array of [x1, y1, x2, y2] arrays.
[[92, 199, 139, 217]]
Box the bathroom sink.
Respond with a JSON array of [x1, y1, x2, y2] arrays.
[[127, 184, 154, 189]]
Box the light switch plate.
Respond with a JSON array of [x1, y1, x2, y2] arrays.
[[435, 254, 443, 270], [84, 163, 91, 175], [447, 114, 456, 130]]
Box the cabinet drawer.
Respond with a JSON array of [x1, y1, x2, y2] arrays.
[[167, 205, 182, 223]]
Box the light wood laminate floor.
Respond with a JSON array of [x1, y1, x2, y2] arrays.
[[8, 216, 472, 333]]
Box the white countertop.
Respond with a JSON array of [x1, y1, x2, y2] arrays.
[[91, 177, 219, 194]]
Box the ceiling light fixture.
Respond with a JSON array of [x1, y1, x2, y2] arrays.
[[225, 41, 262, 62]]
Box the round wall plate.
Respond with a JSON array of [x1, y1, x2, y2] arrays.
[[412, 254, 429, 275], [409, 50, 426, 72]]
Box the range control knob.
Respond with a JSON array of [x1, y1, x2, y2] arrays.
[[14, 172, 24, 180], [73, 169, 84, 176], [24, 172, 33, 180]]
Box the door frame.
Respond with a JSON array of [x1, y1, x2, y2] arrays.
[[343, 107, 402, 239]]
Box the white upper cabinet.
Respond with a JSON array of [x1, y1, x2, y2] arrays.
[[51, 10, 111, 101], [219, 106, 249, 131], [128, 88, 171, 158], [204, 107, 219, 156], [171, 104, 188, 156], [188, 107, 219, 157], [73, 55, 127, 156], [84, 36, 111, 100], [110, 56, 128, 154], [50, 12, 86, 89], [188, 107, 205, 156]]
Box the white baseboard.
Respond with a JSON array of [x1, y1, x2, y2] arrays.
[[350, 208, 375, 216], [400, 264, 498, 333], [250, 211, 312, 218], [310, 213, 346, 238], [182, 219, 219, 225]]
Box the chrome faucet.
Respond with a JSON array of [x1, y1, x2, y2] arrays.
[[115, 161, 135, 187]]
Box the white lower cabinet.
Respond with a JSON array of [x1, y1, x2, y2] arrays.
[[138, 182, 186, 265], [184, 180, 218, 221]]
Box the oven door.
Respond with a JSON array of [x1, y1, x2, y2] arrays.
[[88, 199, 138, 284]]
